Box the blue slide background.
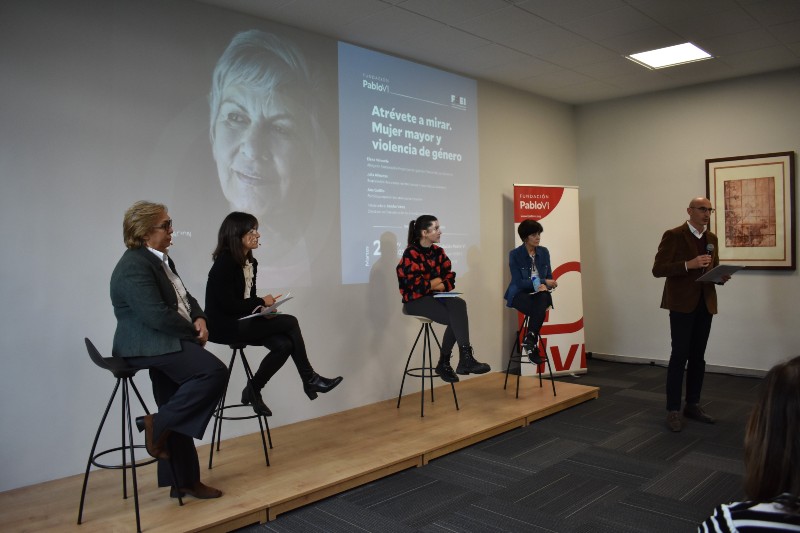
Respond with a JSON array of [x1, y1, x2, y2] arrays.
[[338, 42, 479, 284]]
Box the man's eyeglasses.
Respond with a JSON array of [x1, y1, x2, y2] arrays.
[[153, 219, 173, 231], [691, 207, 715, 214]]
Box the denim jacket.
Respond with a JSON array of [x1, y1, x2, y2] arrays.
[[503, 244, 552, 307]]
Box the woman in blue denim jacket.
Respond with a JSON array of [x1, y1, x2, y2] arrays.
[[503, 220, 557, 363]]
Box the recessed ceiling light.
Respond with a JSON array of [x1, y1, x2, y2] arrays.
[[626, 42, 713, 69]]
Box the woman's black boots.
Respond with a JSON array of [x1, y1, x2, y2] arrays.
[[455, 345, 490, 375]]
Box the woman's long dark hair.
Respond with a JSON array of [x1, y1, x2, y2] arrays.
[[407, 214, 437, 247], [744, 355, 800, 512], [212, 212, 259, 266]]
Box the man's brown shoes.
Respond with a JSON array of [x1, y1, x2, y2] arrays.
[[668, 404, 715, 432], [666, 411, 683, 432], [684, 404, 715, 424]]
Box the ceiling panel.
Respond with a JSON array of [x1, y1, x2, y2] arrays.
[[395, 25, 491, 57], [516, 0, 627, 24], [700, 28, 781, 56], [624, 0, 734, 24], [561, 6, 658, 41], [600, 26, 685, 55], [196, 0, 800, 104], [229, 0, 388, 33], [478, 55, 563, 81], [454, 5, 550, 43], [579, 56, 649, 80], [504, 24, 594, 56], [399, 0, 509, 25], [719, 44, 800, 71], [546, 43, 622, 68], [340, 6, 443, 43], [771, 20, 800, 44], [743, 0, 800, 26]]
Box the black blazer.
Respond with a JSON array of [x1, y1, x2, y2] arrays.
[[205, 251, 264, 343]]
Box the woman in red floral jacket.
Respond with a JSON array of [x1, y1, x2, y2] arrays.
[[396, 214, 490, 382]]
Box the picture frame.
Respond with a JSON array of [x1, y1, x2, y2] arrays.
[[706, 151, 795, 270]]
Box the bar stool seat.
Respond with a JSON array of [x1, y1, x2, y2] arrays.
[[397, 315, 459, 417], [504, 315, 557, 398], [78, 338, 182, 533], [208, 343, 272, 469]]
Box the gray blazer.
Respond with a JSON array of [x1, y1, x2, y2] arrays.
[[110, 247, 206, 357]]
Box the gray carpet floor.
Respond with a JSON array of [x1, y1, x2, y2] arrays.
[[237, 358, 761, 532]]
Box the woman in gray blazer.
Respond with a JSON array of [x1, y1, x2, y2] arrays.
[[110, 201, 227, 500]]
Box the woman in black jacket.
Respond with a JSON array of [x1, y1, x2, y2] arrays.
[[205, 212, 342, 415]]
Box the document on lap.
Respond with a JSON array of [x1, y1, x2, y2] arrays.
[[239, 293, 293, 320], [433, 291, 463, 298]]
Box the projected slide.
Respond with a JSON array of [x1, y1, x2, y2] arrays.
[[338, 42, 479, 284]]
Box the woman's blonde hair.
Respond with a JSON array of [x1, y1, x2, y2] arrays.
[[123, 201, 167, 249]]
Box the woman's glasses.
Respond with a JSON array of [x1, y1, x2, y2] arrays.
[[153, 219, 173, 230]]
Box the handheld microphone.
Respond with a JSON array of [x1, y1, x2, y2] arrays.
[[704, 243, 714, 272]]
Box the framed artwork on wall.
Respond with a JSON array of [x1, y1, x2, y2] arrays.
[[706, 151, 795, 270]]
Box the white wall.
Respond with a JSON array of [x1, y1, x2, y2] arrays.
[[0, 0, 575, 491], [576, 69, 800, 372], [476, 81, 578, 359]]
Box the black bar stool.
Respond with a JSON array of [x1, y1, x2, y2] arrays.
[[208, 343, 271, 469], [78, 338, 182, 533], [504, 315, 557, 398], [397, 316, 459, 417]]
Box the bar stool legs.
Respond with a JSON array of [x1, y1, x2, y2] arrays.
[[78, 377, 145, 531], [397, 317, 459, 417], [79, 339, 185, 532], [504, 315, 557, 398], [209, 344, 271, 469]]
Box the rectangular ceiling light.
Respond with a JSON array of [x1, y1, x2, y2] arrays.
[[626, 42, 712, 69]]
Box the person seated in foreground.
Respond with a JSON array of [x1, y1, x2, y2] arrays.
[[698, 355, 800, 531], [204, 212, 342, 416]]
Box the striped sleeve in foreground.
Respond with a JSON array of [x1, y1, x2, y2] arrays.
[[699, 498, 800, 533]]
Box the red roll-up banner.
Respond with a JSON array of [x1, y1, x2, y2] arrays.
[[512, 184, 586, 375]]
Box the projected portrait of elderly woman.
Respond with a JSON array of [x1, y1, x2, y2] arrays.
[[209, 30, 335, 286]]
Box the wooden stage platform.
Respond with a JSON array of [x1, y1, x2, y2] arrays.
[[0, 372, 598, 532]]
